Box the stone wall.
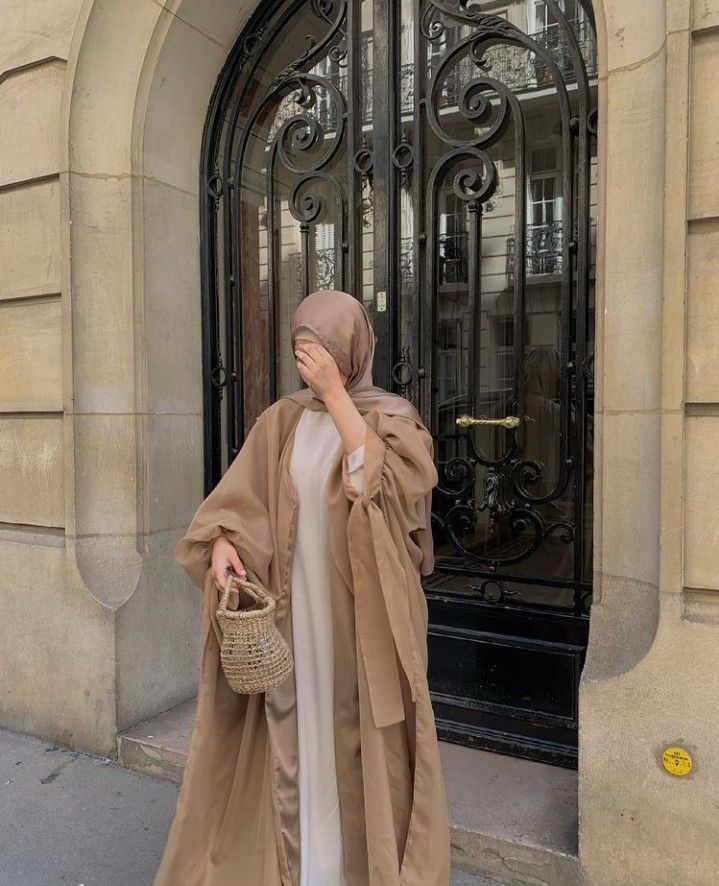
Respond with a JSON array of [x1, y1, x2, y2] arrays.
[[0, 0, 251, 754], [579, 1, 719, 882], [0, 0, 118, 753]]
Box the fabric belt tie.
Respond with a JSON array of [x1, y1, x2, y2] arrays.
[[347, 492, 417, 729]]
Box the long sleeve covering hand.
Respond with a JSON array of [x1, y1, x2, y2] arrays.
[[173, 409, 287, 669]]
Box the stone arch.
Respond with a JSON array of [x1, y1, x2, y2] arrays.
[[62, 0, 262, 731], [62, 0, 669, 763]]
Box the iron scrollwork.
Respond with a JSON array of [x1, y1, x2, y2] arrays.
[[202, 0, 597, 616], [418, 0, 596, 603], [198, 0, 598, 768], [391, 346, 414, 397]]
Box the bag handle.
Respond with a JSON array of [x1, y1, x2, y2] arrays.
[[218, 570, 274, 616]]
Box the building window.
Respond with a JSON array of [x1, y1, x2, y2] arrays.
[[493, 316, 514, 394], [436, 318, 462, 402], [527, 144, 563, 275]]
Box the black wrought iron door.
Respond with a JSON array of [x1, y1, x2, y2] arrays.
[[201, 0, 598, 767]]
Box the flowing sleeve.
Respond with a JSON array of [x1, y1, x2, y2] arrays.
[[341, 410, 436, 573], [341, 410, 438, 729], [174, 410, 274, 591]]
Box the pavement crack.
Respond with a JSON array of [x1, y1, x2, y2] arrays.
[[40, 753, 79, 784]]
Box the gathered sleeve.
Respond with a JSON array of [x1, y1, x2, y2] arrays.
[[174, 410, 274, 591], [341, 411, 437, 574], [341, 409, 438, 729]]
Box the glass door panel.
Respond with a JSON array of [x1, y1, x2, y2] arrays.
[[203, 0, 598, 767]]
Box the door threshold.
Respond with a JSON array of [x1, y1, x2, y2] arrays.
[[440, 740, 581, 884]]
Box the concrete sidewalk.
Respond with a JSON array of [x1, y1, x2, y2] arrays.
[[0, 727, 496, 886]]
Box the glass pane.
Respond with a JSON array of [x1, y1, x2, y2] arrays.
[[210, 0, 597, 615], [419, 0, 598, 611], [208, 0, 378, 432], [360, 0, 375, 314]]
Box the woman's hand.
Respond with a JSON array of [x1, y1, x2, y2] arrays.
[[294, 338, 367, 455], [294, 341, 345, 400], [211, 535, 246, 588]]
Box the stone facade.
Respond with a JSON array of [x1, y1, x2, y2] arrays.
[[0, 0, 717, 882]]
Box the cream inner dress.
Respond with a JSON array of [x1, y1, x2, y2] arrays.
[[289, 406, 366, 886]]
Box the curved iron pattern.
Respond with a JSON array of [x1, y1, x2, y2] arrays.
[[266, 74, 348, 299], [391, 346, 414, 396], [235, 17, 349, 425], [415, 1, 596, 605], [200, 0, 596, 614], [202, 0, 351, 458]]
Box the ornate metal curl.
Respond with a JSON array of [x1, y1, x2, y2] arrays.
[[288, 172, 344, 226], [511, 456, 574, 504], [419, 6, 445, 43], [441, 499, 575, 569], [270, 0, 347, 87], [428, 146, 499, 209], [273, 75, 346, 174], [427, 58, 513, 149]]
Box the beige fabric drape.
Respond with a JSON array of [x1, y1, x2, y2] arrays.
[[154, 291, 450, 885]]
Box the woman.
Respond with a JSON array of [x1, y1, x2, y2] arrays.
[[154, 289, 450, 886]]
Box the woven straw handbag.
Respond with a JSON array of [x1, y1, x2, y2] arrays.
[[215, 571, 294, 694]]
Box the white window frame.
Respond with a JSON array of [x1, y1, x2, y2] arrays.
[[526, 142, 563, 229]]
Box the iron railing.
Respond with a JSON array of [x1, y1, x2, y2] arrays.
[[286, 247, 339, 291], [507, 221, 564, 281], [270, 21, 597, 141]]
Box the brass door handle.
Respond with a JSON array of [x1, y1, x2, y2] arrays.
[[456, 413, 521, 429]]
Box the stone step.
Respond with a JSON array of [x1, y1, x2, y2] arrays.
[[118, 698, 196, 783], [118, 700, 580, 885], [444, 740, 581, 885]]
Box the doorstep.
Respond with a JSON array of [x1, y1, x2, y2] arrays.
[[118, 700, 580, 885]]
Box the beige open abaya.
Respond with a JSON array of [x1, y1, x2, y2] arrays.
[[153, 290, 451, 886]]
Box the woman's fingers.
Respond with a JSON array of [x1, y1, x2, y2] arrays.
[[228, 547, 246, 578], [305, 343, 330, 366], [295, 351, 317, 386], [211, 565, 224, 587], [212, 559, 242, 587], [294, 350, 312, 374], [212, 556, 227, 586], [295, 343, 324, 365], [294, 341, 344, 397]]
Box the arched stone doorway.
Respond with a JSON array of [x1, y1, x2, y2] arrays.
[[200, 0, 599, 767], [62, 0, 683, 878]]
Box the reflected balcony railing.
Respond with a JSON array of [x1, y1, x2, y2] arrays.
[[400, 237, 415, 285], [287, 247, 339, 291], [285, 234, 470, 292], [283, 224, 563, 294], [507, 221, 564, 282], [439, 232, 469, 285], [269, 21, 597, 141], [428, 23, 597, 113], [399, 232, 469, 286]]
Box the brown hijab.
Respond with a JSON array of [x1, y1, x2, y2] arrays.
[[283, 288, 418, 419], [155, 288, 450, 886]]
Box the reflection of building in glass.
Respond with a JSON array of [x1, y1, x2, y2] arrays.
[[245, 0, 598, 408]]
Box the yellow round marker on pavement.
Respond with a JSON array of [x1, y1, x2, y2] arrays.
[[662, 746, 692, 776]]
